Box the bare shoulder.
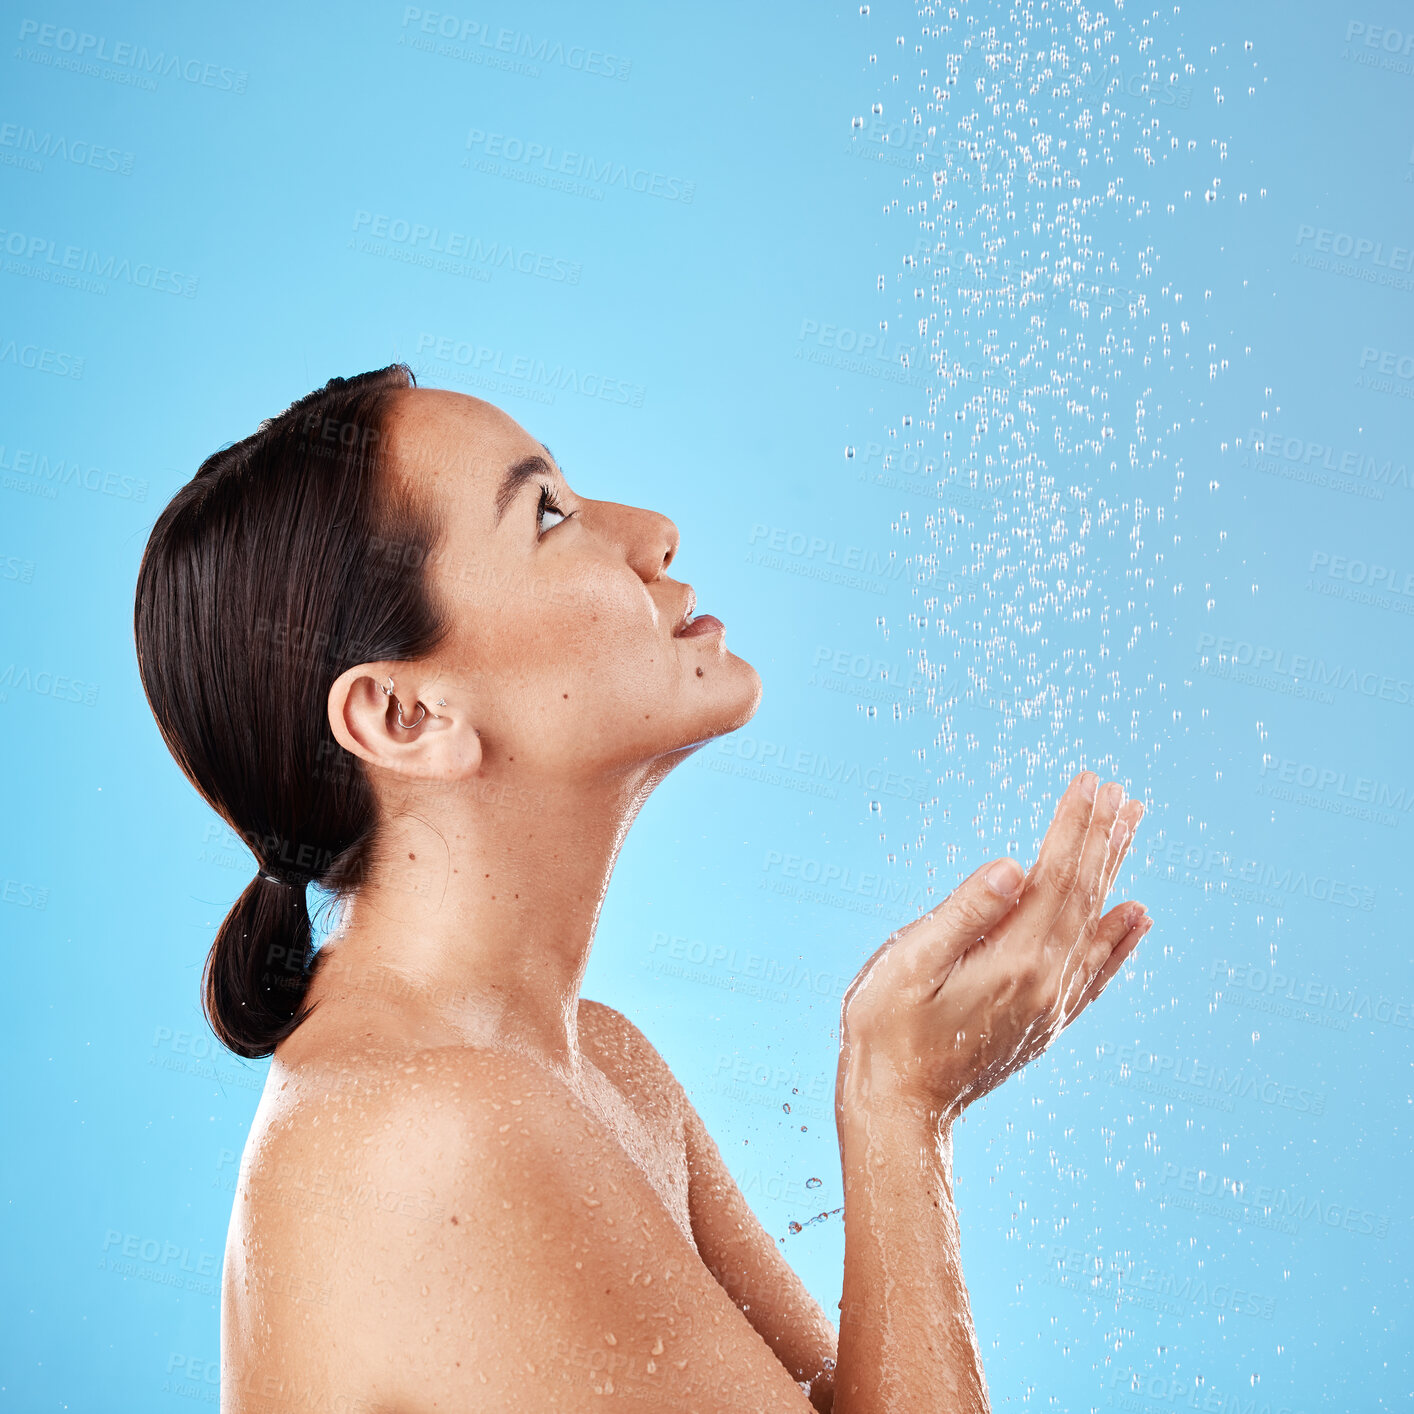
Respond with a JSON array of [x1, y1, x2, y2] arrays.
[[224, 1044, 568, 1407], [237, 1040, 562, 1203], [224, 1036, 816, 1414], [577, 997, 684, 1105]]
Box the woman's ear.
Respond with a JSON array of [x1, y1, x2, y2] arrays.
[[327, 662, 482, 782]]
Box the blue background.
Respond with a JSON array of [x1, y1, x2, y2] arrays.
[[2, 2, 1410, 1409]]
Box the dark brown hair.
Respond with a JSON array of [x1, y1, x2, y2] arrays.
[[134, 364, 450, 1058]]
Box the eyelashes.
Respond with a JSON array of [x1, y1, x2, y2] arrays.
[[536, 481, 575, 537]]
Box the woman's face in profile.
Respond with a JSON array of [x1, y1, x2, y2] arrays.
[[385, 386, 762, 781]]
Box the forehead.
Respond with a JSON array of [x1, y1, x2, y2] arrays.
[[383, 387, 546, 499]]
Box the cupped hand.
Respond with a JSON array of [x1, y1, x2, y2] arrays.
[[836, 772, 1150, 1129]]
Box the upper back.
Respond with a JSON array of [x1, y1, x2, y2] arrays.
[[222, 1012, 816, 1413]]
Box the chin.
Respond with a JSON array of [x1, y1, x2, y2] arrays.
[[724, 655, 764, 729], [700, 653, 763, 737], [655, 655, 763, 765]]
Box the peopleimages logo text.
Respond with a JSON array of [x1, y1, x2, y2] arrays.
[[1210, 958, 1413, 1032], [350, 211, 580, 283], [1098, 1042, 1327, 1116], [1294, 223, 1414, 271], [16, 19, 248, 91], [414, 333, 644, 406], [464, 129, 693, 202], [0, 122, 134, 175], [1260, 754, 1411, 813], [715, 734, 928, 803], [747, 524, 904, 579], [1146, 834, 1376, 911], [1245, 426, 1409, 495], [1196, 632, 1414, 706], [398, 8, 630, 79], [0, 227, 198, 296]]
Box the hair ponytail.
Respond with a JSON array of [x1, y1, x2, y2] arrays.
[[206, 877, 323, 1057], [134, 365, 450, 1059]]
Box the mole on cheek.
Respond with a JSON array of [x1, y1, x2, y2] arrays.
[[696, 668, 704, 677]]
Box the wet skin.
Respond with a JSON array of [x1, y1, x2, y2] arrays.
[[220, 389, 1149, 1413]]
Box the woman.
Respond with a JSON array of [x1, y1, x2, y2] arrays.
[[134, 364, 1149, 1413]]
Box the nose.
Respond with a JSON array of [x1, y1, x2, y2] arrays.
[[653, 515, 680, 576], [607, 503, 679, 582]]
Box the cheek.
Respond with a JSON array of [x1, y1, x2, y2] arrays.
[[561, 617, 675, 702], [526, 570, 670, 706]]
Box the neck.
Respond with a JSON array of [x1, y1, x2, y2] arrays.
[[307, 763, 666, 1075]]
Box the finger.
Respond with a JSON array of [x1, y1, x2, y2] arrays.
[[1034, 878, 1135, 1060], [879, 853, 1027, 995], [1059, 895, 1141, 1015], [1098, 798, 1145, 902], [1010, 770, 1099, 939], [1065, 903, 1151, 1024], [1050, 792, 1127, 1018], [1051, 780, 1126, 972], [1069, 795, 1145, 979]]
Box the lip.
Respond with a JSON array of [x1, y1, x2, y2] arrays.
[[675, 613, 724, 638], [670, 586, 697, 636]]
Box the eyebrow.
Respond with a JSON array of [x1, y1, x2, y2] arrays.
[[493, 449, 558, 527]]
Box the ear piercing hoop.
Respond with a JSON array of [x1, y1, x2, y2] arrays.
[[379, 676, 444, 730]]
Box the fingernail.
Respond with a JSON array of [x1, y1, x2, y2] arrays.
[[1080, 771, 1097, 801], [1104, 782, 1124, 810], [986, 858, 1024, 895], [1112, 817, 1132, 846], [1128, 901, 1147, 928]]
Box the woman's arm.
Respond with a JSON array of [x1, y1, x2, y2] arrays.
[[835, 1111, 985, 1413], [829, 775, 1148, 1413], [592, 777, 1144, 1414], [680, 1092, 841, 1411], [580, 999, 840, 1409]]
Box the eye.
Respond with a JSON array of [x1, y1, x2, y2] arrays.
[[536, 482, 575, 537]]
